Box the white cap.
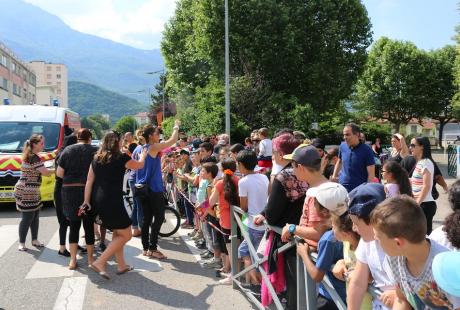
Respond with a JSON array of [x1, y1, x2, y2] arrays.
[[308, 182, 348, 216]]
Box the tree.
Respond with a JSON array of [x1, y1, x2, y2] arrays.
[[355, 37, 430, 132], [81, 114, 111, 139], [424, 46, 456, 148], [114, 116, 138, 134], [148, 74, 172, 125]]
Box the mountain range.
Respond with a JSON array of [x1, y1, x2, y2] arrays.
[[0, 0, 164, 118]]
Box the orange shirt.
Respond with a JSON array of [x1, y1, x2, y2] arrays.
[[215, 176, 239, 229]]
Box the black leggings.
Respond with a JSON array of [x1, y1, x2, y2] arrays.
[[69, 217, 95, 245], [54, 179, 69, 246], [140, 191, 165, 251], [19, 210, 39, 243], [420, 201, 437, 235]]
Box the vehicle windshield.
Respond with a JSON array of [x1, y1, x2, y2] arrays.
[[0, 122, 61, 153]]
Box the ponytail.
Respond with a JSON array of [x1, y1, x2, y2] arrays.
[[221, 159, 238, 206], [22, 134, 42, 163]]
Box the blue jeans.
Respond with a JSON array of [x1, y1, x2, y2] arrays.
[[238, 227, 265, 259], [182, 195, 194, 225], [129, 179, 144, 229]]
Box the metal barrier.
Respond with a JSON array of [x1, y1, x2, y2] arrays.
[[447, 144, 457, 177], [230, 205, 381, 310]]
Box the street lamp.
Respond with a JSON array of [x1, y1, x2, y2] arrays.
[[146, 69, 165, 125]]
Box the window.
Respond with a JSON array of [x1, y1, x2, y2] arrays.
[[11, 62, 16, 72], [47, 66, 52, 71], [13, 83, 20, 96], [56, 74, 61, 79], [410, 125, 417, 134], [1, 55, 6, 67], [1, 78, 7, 90], [56, 66, 61, 71], [46, 74, 52, 79], [56, 89, 61, 94], [56, 81, 61, 86]]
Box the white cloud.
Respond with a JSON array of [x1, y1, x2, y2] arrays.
[[23, 0, 177, 49]]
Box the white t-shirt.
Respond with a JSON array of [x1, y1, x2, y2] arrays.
[[429, 225, 456, 251], [259, 138, 273, 157], [238, 173, 269, 231], [410, 158, 434, 202], [355, 239, 394, 310], [270, 162, 283, 176]]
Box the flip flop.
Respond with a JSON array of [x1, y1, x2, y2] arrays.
[[149, 250, 167, 260], [31, 241, 45, 248], [68, 262, 78, 270], [18, 245, 28, 252], [90, 264, 110, 280], [116, 265, 134, 275]]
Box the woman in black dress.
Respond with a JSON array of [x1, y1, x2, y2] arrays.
[[84, 132, 146, 279]]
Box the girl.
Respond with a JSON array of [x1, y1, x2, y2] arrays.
[[15, 134, 55, 251], [331, 213, 372, 310], [381, 161, 412, 198]]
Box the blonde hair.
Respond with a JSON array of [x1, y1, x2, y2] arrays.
[[22, 134, 43, 162]]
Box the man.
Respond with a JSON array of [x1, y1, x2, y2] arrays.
[[331, 123, 375, 192]]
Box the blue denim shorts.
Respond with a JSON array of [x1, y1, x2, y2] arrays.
[[238, 227, 265, 259]]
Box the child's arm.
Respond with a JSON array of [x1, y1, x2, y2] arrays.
[[347, 261, 371, 310], [239, 196, 248, 212], [281, 222, 329, 243], [296, 242, 325, 282]]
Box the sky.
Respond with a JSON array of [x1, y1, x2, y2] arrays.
[[24, 0, 459, 51]]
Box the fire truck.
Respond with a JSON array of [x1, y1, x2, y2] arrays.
[[0, 105, 81, 204]]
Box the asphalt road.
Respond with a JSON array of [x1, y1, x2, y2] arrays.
[[0, 204, 253, 310]]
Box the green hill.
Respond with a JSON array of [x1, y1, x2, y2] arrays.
[[69, 81, 148, 122]]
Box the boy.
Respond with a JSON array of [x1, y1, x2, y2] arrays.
[[237, 150, 269, 287], [257, 128, 273, 169], [347, 183, 396, 310], [297, 182, 349, 309], [371, 195, 460, 309]]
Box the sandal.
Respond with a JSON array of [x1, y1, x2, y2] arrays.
[[90, 264, 110, 280], [116, 265, 134, 275], [18, 245, 28, 252], [143, 250, 152, 257], [149, 250, 167, 260], [31, 241, 44, 248], [68, 262, 78, 270]]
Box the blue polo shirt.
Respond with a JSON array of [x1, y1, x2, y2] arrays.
[[338, 142, 375, 192]]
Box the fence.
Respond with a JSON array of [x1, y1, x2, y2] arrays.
[[230, 205, 380, 310], [447, 144, 458, 177]]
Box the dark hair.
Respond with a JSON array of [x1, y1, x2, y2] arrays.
[[383, 161, 413, 197], [345, 123, 361, 135], [236, 150, 257, 171], [142, 124, 162, 142], [202, 162, 218, 178], [415, 136, 432, 160], [56, 134, 78, 163], [371, 195, 426, 243], [444, 180, 460, 248], [273, 128, 293, 138], [77, 128, 92, 142], [199, 142, 213, 153], [332, 213, 360, 241], [95, 132, 122, 164], [327, 146, 339, 159], [230, 143, 245, 154], [244, 137, 252, 144], [221, 159, 239, 206], [22, 134, 43, 162]]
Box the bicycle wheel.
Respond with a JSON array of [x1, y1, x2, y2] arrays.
[[159, 205, 181, 237]]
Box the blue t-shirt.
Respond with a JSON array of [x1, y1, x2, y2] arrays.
[[338, 142, 375, 192], [316, 230, 346, 303], [129, 145, 141, 181], [135, 144, 164, 193]]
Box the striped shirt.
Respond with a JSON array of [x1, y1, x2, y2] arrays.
[[410, 158, 434, 202], [14, 154, 44, 212]]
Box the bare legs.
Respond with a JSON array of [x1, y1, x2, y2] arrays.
[[91, 227, 132, 273]]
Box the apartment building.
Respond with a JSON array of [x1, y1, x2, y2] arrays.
[[29, 61, 68, 108], [0, 41, 36, 105]]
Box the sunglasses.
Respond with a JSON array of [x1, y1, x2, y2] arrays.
[[410, 143, 416, 148]]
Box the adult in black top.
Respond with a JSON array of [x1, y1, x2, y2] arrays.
[[54, 134, 77, 256], [56, 128, 97, 269], [84, 131, 146, 278], [388, 133, 409, 163], [253, 133, 307, 310]]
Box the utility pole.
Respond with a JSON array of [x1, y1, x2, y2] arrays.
[[225, 0, 230, 141]]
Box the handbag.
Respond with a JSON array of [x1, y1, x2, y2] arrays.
[[134, 183, 149, 199]]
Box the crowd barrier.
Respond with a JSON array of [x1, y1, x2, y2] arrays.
[[230, 205, 381, 310]]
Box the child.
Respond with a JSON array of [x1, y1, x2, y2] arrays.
[[296, 182, 349, 309], [346, 183, 396, 310], [237, 150, 269, 287], [331, 213, 372, 310], [381, 161, 412, 198], [257, 128, 273, 169], [371, 195, 460, 309], [430, 179, 460, 250]]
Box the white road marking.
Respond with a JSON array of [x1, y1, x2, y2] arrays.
[[53, 277, 87, 310], [0, 225, 19, 258], [124, 236, 162, 272], [170, 220, 202, 262], [26, 229, 74, 279]]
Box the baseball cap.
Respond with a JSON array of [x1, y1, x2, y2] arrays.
[[283, 144, 321, 167], [348, 183, 386, 218], [179, 148, 190, 155], [308, 182, 348, 216], [432, 251, 460, 297]]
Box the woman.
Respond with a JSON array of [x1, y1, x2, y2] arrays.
[[128, 130, 144, 237], [253, 133, 307, 309], [410, 136, 436, 234], [84, 132, 147, 279], [54, 134, 78, 257], [56, 128, 97, 269], [388, 133, 409, 163], [15, 134, 55, 251]]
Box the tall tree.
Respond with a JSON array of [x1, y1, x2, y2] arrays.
[[425, 46, 456, 148], [114, 116, 138, 134], [355, 37, 430, 132]]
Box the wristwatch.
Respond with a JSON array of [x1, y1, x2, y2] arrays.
[[288, 224, 296, 235]]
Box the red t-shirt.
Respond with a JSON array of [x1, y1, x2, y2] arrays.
[[215, 176, 239, 229]]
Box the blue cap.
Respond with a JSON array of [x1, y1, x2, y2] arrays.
[[432, 251, 460, 297], [348, 183, 386, 218]]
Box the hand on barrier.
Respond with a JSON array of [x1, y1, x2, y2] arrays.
[[379, 290, 397, 308], [253, 214, 265, 226], [332, 259, 346, 281], [281, 224, 292, 242], [296, 241, 310, 258]]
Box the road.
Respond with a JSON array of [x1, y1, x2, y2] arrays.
[[0, 204, 252, 310]]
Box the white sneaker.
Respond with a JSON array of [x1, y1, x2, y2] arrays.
[[218, 276, 232, 285]]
